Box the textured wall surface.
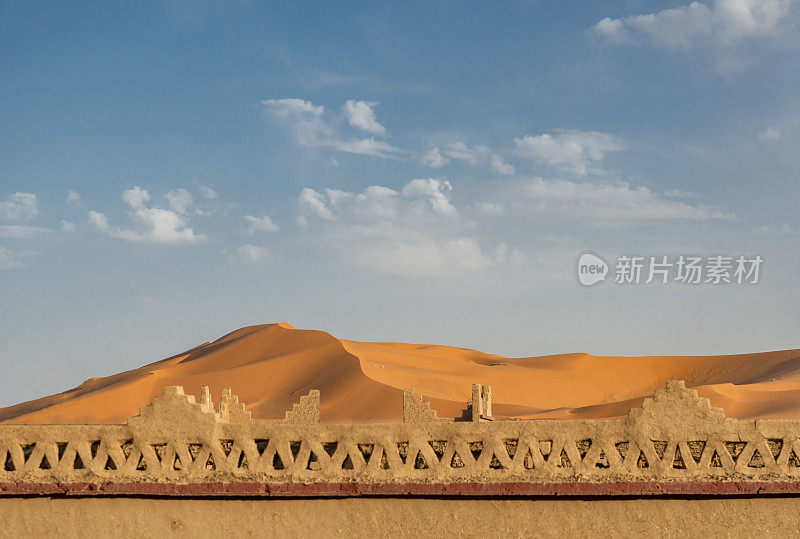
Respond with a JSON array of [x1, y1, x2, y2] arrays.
[[2, 381, 800, 487], [2, 497, 800, 537]]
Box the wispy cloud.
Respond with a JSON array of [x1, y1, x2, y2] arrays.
[[0, 193, 38, 221], [244, 214, 279, 233], [88, 186, 205, 244], [342, 100, 386, 135], [262, 97, 403, 159], [591, 0, 796, 50], [422, 143, 515, 175], [0, 247, 21, 270], [0, 225, 52, 239], [514, 131, 623, 176]]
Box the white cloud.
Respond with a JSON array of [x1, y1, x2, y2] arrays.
[[61, 220, 76, 233], [199, 186, 218, 200], [422, 148, 449, 168], [66, 190, 81, 206], [331, 138, 403, 159], [0, 247, 21, 270], [299, 188, 335, 220], [0, 225, 52, 238], [402, 179, 457, 216], [244, 214, 279, 233], [357, 237, 494, 276], [422, 143, 514, 175], [758, 126, 782, 140], [237, 244, 272, 262], [87, 210, 110, 231], [88, 187, 204, 244], [122, 186, 150, 209], [0, 193, 38, 221], [262, 97, 403, 159], [490, 154, 515, 176], [165, 188, 194, 214], [496, 177, 734, 221], [342, 100, 386, 135], [591, 0, 795, 50], [514, 131, 624, 176]]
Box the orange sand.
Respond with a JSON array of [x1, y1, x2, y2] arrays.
[[1, 323, 799, 424]]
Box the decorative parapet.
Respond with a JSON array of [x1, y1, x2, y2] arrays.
[[218, 388, 251, 423], [402, 389, 445, 423], [2, 381, 800, 489], [283, 390, 320, 424]]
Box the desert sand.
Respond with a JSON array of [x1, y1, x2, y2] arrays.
[[1, 322, 799, 424]]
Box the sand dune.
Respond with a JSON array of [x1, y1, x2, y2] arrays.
[[1, 322, 799, 424]]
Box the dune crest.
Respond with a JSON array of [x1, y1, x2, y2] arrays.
[[1, 323, 799, 424]]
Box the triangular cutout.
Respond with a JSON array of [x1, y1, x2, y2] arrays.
[[710, 450, 723, 467], [428, 441, 446, 462], [323, 442, 338, 457], [379, 452, 390, 470], [39, 455, 51, 470], [747, 449, 766, 468], [652, 441, 667, 459], [489, 452, 504, 469], [272, 453, 283, 470], [22, 444, 35, 463], [237, 452, 248, 469], [767, 439, 783, 459], [724, 442, 746, 461], [90, 441, 101, 459], [557, 449, 572, 468], [57, 443, 68, 460], [121, 440, 134, 459], [577, 439, 591, 459], [73, 452, 84, 470], [342, 454, 354, 470], [290, 442, 302, 461], [596, 450, 610, 469], [504, 439, 518, 459], [396, 443, 409, 464], [219, 439, 234, 457], [104, 456, 117, 470], [4, 452, 15, 472], [450, 452, 465, 468], [687, 441, 705, 464], [307, 452, 319, 470], [636, 451, 649, 468], [672, 446, 686, 469], [615, 442, 629, 461], [358, 444, 375, 462], [187, 444, 203, 463], [173, 454, 183, 471], [523, 449, 535, 470], [789, 450, 800, 467], [255, 439, 270, 457], [206, 453, 216, 470], [135, 454, 146, 471], [414, 451, 428, 470], [469, 442, 483, 462], [151, 444, 166, 463]]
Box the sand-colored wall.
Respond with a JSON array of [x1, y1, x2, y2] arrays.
[[4, 382, 800, 486], [2, 496, 799, 537]]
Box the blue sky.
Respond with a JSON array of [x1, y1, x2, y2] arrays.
[[1, 1, 799, 406]]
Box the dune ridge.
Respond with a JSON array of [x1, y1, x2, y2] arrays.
[[1, 322, 799, 424]]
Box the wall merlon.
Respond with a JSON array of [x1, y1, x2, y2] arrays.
[[3, 381, 800, 486]]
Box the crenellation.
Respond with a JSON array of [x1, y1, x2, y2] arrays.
[[2, 381, 800, 485]]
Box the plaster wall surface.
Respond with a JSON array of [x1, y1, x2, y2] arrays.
[[2, 496, 799, 538]]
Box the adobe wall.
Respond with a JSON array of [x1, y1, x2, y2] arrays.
[[2, 496, 799, 537]]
